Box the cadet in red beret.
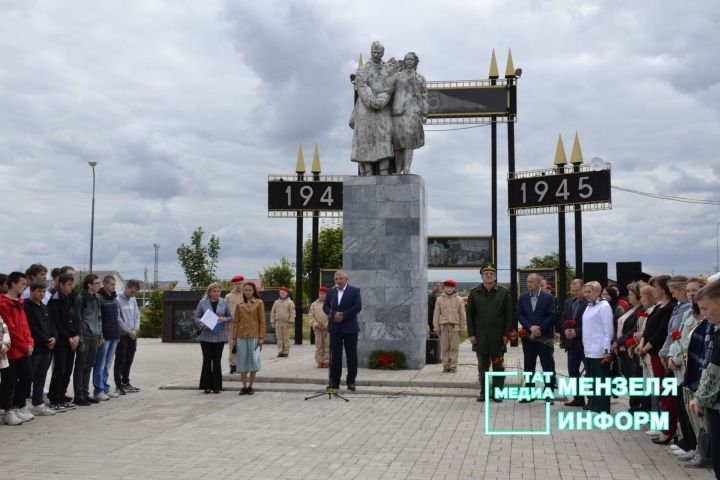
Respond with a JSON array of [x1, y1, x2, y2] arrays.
[[270, 287, 294, 357], [309, 287, 330, 368], [224, 275, 246, 373], [433, 279, 466, 373]]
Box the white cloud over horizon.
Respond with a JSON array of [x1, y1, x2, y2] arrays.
[[1, 0, 719, 286]]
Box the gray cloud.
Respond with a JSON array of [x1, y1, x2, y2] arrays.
[[1, 0, 719, 286]]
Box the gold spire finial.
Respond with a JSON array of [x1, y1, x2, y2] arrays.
[[554, 134, 567, 166], [296, 144, 306, 174], [358, 54, 364, 68], [311, 144, 321, 174], [570, 132, 584, 165], [489, 49, 499, 79], [505, 49, 516, 78]]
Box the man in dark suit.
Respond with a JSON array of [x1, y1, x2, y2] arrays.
[[517, 273, 557, 397], [323, 270, 362, 391], [561, 278, 588, 407]]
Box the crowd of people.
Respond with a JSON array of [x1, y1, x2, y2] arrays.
[[450, 266, 720, 477], [0, 264, 142, 426]]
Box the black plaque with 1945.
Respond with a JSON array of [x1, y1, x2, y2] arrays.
[[507, 168, 611, 215]]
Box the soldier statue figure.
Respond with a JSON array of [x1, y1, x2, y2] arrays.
[[350, 41, 428, 176]]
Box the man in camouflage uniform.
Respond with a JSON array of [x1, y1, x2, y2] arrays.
[[466, 264, 513, 402]]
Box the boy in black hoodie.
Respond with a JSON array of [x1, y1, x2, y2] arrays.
[[25, 282, 58, 416], [47, 273, 80, 411]]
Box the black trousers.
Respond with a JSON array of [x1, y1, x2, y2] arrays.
[[329, 332, 357, 388], [617, 351, 647, 411], [476, 353, 505, 396], [0, 356, 32, 410], [522, 338, 556, 388], [567, 347, 586, 403], [676, 390, 697, 451], [49, 342, 75, 403], [73, 341, 97, 399], [199, 341, 224, 391], [114, 334, 137, 386], [586, 358, 611, 413], [30, 352, 52, 406], [707, 408, 720, 480]]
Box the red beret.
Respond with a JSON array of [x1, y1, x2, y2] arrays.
[[231, 274, 245, 283], [279, 286, 289, 293], [443, 279, 457, 287], [319, 287, 328, 293]]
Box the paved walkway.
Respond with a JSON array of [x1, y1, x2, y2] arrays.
[[0, 339, 714, 480]]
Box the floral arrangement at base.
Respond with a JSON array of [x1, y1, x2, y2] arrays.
[[369, 350, 407, 370]]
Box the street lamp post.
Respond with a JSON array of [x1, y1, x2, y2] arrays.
[[89, 161, 97, 273]]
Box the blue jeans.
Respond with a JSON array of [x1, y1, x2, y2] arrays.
[[94, 339, 118, 395]]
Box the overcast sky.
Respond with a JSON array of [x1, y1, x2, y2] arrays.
[[1, 0, 719, 287]]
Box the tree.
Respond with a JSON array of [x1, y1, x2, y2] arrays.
[[302, 223, 343, 293], [259, 256, 295, 289], [522, 250, 576, 296], [176, 227, 220, 289], [139, 290, 163, 338]]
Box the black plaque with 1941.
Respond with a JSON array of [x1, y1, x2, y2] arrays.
[[268, 180, 343, 211]]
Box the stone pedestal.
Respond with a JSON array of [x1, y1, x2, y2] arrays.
[[343, 175, 427, 369]]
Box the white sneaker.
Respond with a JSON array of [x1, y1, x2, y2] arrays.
[[94, 392, 110, 401], [31, 404, 56, 416], [16, 407, 35, 422], [644, 429, 660, 437], [2, 410, 24, 426], [106, 391, 119, 399]]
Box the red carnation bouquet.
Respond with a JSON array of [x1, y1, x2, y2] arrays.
[[636, 311, 649, 318], [671, 330, 682, 342], [517, 327, 555, 347], [507, 329, 518, 341], [625, 337, 636, 348], [563, 319, 577, 329]]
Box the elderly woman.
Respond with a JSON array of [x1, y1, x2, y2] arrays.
[[581, 281, 615, 413], [668, 277, 707, 464], [195, 282, 231, 394], [230, 282, 265, 395], [640, 275, 678, 444], [690, 280, 720, 479]]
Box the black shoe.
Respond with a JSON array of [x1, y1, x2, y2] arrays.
[[347, 383, 356, 391], [492, 398, 503, 403], [652, 436, 674, 445], [518, 399, 535, 404], [74, 397, 91, 406], [212, 390, 221, 394], [203, 390, 211, 394], [123, 383, 140, 392], [115, 385, 127, 395], [247, 387, 254, 395], [229, 366, 237, 374], [86, 396, 99, 404], [564, 399, 585, 407], [239, 387, 248, 395], [277, 353, 283, 358], [63, 395, 73, 403], [477, 394, 485, 402]]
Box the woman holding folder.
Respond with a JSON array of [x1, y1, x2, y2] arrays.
[[195, 282, 231, 394], [229, 282, 265, 395]]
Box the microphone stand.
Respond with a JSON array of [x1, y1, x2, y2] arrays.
[[305, 286, 350, 402]]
